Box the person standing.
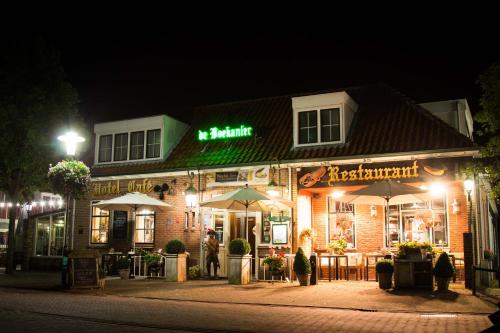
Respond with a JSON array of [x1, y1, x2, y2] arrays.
[[206, 230, 219, 279]]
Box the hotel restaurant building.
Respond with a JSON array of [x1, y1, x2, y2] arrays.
[[56, 84, 497, 278]]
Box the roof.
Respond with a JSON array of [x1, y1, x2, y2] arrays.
[[92, 84, 476, 177]]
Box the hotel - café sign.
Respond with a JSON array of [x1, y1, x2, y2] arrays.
[[298, 160, 452, 189], [92, 179, 153, 196]]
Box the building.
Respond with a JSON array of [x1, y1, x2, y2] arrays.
[[69, 84, 497, 281]]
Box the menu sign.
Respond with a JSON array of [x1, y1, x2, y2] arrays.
[[112, 211, 128, 240], [206, 166, 270, 187], [72, 258, 98, 287]]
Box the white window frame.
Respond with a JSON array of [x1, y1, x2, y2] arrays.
[[113, 133, 129, 161], [98, 134, 113, 163], [94, 128, 163, 165], [293, 104, 344, 147], [146, 129, 161, 159]]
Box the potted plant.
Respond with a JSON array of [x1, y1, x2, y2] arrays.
[[116, 257, 130, 279], [227, 238, 252, 285], [433, 252, 455, 292], [293, 247, 311, 286], [188, 265, 202, 280], [263, 252, 286, 278], [328, 239, 347, 255], [165, 240, 187, 282], [144, 252, 162, 277], [375, 259, 394, 289]]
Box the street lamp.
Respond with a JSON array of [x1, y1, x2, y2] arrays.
[[184, 182, 198, 208], [464, 178, 474, 233], [57, 131, 85, 252], [58, 131, 85, 156]]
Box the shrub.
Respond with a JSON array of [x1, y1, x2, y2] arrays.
[[116, 257, 130, 270], [165, 240, 186, 254], [328, 239, 348, 254], [228, 238, 251, 255], [397, 241, 432, 258], [293, 247, 311, 275], [144, 252, 162, 266], [433, 252, 455, 278], [375, 259, 394, 274], [188, 265, 202, 280]]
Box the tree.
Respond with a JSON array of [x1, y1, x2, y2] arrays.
[[472, 63, 500, 205], [0, 37, 81, 274]]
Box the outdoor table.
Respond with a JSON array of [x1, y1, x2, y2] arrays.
[[319, 254, 349, 281], [364, 253, 386, 281]]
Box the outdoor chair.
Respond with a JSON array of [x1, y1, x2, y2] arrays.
[[340, 253, 363, 280]]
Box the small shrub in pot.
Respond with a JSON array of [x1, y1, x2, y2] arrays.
[[375, 259, 394, 289], [165, 240, 186, 254], [229, 238, 251, 255], [433, 252, 455, 291], [293, 247, 311, 286]]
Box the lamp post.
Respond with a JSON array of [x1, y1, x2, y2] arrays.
[[464, 179, 474, 232], [57, 131, 85, 252]]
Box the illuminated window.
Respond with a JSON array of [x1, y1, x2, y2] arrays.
[[136, 212, 155, 243], [328, 198, 356, 248], [146, 129, 161, 158], [385, 196, 448, 247], [91, 205, 109, 244], [35, 212, 65, 256]]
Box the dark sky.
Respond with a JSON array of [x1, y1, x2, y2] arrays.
[[42, 28, 499, 126]]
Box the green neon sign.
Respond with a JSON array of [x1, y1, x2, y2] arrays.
[[198, 125, 253, 141]]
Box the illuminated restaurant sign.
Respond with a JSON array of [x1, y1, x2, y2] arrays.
[[298, 160, 452, 188], [198, 125, 253, 141], [92, 179, 154, 196]]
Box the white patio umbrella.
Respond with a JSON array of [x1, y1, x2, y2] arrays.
[[344, 180, 429, 239], [92, 192, 173, 253], [200, 184, 293, 238]]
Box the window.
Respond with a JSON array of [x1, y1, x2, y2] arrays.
[[98, 135, 112, 162], [320, 108, 340, 142], [328, 198, 356, 247], [35, 213, 65, 256], [136, 211, 155, 243], [146, 129, 161, 158], [130, 131, 145, 160], [298, 111, 318, 144], [91, 205, 109, 244], [385, 196, 448, 247], [213, 213, 224, 245], [114, 133, 128, 161]]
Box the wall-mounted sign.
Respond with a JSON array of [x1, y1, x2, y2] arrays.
[[272, 224, 288, 244], [206, 166, 269, 187], [198, 125, 253, 141], [298, 159, 455, 189], [92, 179, 154, 196]]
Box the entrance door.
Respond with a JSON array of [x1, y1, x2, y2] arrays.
[[234, 213, 256, 274]]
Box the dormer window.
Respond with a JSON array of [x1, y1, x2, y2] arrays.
[[293, 92, 358, 148], [98, 135, 112, 162], [130, 131, 145, 160], [146, 129, 161, 158], [114, 133, 128, 161]]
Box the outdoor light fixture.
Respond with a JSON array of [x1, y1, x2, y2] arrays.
[[370, 205, 377, 217], [332, 191, 344, 199], [25, 202, 33, 212], [266, 163, 283, 197], [464, 179, 474, 198], [184, 172, 198, 208], [429, 182, 446, 197], [58, 131, 85, 156], [451, 199, 460, 214]]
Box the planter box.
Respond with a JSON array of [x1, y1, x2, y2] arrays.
[[228, 255, 252, 285], [165, 254, 187, 282]]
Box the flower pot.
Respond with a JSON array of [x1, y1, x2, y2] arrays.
[[228, 255, 252, 285], [378, 272, 393, 289], [118, 268, 130, 280], [297, 273, 310, 286], [436, 277, 450, 291], [406, 248, 423, 261], [165, 254, 187, 282]]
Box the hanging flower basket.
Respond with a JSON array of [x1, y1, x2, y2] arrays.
[[48, 160, 91, 199]]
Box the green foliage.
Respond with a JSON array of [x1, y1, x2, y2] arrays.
[[465, 63, 500, 204], [293, 247, 311, 275], [433, 252, 455, 278], [144, 252, 162, 266], [397, 241, 432, 258], [228, 238, 251, 255], [165, 240, 186, 254], [116, 257, 130, 270], [188, 265, 202, 280], [328, 239, 348, 254], [375, 259, 394, 274], [48, 160, 90, 199], [263, 253, 285, 269]]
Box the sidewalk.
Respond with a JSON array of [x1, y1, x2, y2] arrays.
[[1, 271, 497, 314]]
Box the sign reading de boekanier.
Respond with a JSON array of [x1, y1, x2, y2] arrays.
[[198, 125, 253, 141]]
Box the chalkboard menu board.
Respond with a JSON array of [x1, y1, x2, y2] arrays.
[[72, 258, 98, 287], [112, 210, 128, 239]]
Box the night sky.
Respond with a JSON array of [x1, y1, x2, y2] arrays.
[[39, 28, 499, 127]]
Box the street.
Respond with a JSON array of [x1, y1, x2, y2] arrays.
[[0, 288, 492, 332]]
